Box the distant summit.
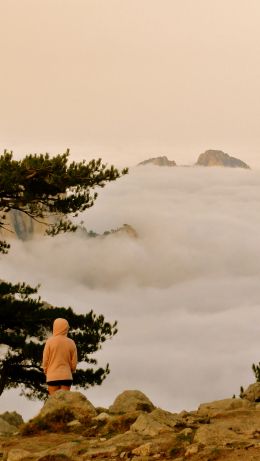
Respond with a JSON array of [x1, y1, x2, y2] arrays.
[[138, 155, 176, 167], [195, 150, 250, 169], [138, 151, 250, 169], [0, 209, 50, 241]]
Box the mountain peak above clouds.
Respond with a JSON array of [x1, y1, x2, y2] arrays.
[[138, 155, 177, 167], [137, 151, 250, 169], [195, 150, 250, 169]]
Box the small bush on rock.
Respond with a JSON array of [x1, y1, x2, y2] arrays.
[[21, 408, 75, 435], [103, 412, 140, 436], [169, 445, 184, 457], [176, 430, 194, 444]]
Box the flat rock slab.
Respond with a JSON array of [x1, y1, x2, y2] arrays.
[[194, 409, 260, 448], [197, 398, 253, 417]]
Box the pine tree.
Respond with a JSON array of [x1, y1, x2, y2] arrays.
[[0, 148, 128, 246], [252, 363, 260, 382], [0, 150, 127, 399]]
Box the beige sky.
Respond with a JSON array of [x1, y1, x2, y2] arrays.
[[0, 0, 260, 167]]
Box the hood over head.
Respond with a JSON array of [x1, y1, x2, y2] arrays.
[[53, 318, 69, 336]]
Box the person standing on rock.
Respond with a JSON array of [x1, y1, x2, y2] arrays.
[[42, 318, 78, 395]]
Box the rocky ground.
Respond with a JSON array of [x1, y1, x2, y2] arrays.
[[2, 384, 260, 461]]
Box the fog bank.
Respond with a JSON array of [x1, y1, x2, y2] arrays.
[[1, 167, 260, 419]]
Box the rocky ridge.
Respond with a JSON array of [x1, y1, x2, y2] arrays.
[[138, 150, 250, 169], [138, 156, 177, 167], [2, 385, 260, 460]]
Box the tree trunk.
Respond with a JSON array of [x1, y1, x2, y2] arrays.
[[0, 363, 8, 396]]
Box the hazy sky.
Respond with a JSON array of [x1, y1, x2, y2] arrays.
[[1, 0, 260, 167], [1, 167, 260, 419]]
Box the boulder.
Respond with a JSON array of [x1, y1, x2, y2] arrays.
[[38, 390, 97, 420], [131, 413, 169, 436], [150, 408, 181, 428], [67, 419, 82, 427], [0, 411, 24, 427], [131, 408, 180, 436], [197, 398, 253, 417], [242, 383, 260, 402], [94, 412, 111, 422], [37, 441, 81, 460], [0, 417, 18, 435], [107, 430, 179, 458], [109, 390, 155, 414], [86, 431, 146, 458], [132, 442, 152, 456]]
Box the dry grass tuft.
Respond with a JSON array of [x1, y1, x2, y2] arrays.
[[20, 409, 75, 436]]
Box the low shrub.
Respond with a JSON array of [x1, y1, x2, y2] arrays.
[[38, 455, 72, 461], [21, 408, 75, 435]]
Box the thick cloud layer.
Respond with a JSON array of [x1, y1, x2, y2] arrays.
[[1, 166, 260, 419]]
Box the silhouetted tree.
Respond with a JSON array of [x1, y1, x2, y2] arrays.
[[0, 281, 118, 399], [252, 362, 260, 382], [0, 148, 127, 247]]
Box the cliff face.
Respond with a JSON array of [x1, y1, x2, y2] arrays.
[[196, 150, 250, 169], [138, 155, 177, 166], [0, 210, 52, 241], [1, 212, 138, 244]]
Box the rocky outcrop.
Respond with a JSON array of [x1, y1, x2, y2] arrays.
[[0, 411, 24, 428], [0, 411, 23, 435], [195, 150, 250, 168], [109, 389, 155, 414], [38, 390, 97, 420], [131, 408, 182, 436], [0, 417, 18, 435], [138, 155, 177, 166], [4, 388, 260, 460], [240, 382, 260, 402], [197, 397, 253, 417], [114, 224, 138, 239]]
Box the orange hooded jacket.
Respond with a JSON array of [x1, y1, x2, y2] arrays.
[[42, 318, 77, 382]]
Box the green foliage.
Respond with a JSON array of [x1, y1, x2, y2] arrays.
[[169, 445, 183, 457], [76, 222, 130, 239], [21, 408, 75, 435], [252, 362, 260, 382], [0, 281, 117, 399], [0, 149, 128, 247], [239, 386, 245, 398], [176, 430, 194, 444], [100, 412, 140, 437], [0, 149, 127, 399], [0, 239, 10, 254]]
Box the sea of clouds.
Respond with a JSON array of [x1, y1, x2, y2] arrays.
[[1, 166, 260, 420]]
